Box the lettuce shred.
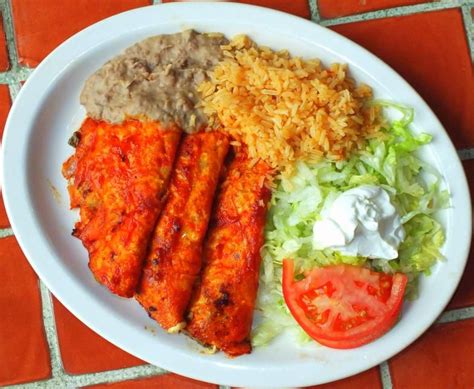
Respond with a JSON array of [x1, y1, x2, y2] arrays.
[[252, 103, 449, 347]]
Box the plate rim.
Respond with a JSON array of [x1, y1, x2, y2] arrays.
[[1, 2, 472, 387]]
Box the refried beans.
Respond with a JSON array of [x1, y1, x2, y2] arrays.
[[80, 30, 228, 133]]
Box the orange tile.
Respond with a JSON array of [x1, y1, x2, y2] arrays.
[[0, 16, 9, 71], [318, 0, 429, 19], [331, 10, 474, 149], [0, 85, 10, 139], [0, 236, 51, 385], [447, 160, 474, 309], [0, 85, 12, 228], [310, 367, 382, 389], [88, 374, 218, 389], [53, 297, 144, 374], [11, 0, 152, 67], [390, 319, 474, 388], [163, 0, 310, 18], [233, 0, 310, 18]]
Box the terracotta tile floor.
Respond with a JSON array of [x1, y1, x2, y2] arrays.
[[318, 0, 430, 19], [0, 15, 8, 71], [88, 374, 218, 389], [331, 9, 474, 149], [0, 85, 11, 228], [0, 1, 473, 388], [0, 237, 51, 386], [390, 319, 474, 388], [53, 298, 144, 375], [11, 0, 152, 67], [163, 0, 311, 18], [310, 367, 382, 389], [448, 159, 474, 310], [235, 0, 310, 18]]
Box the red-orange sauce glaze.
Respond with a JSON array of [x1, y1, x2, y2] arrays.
[[62, 118, 181, 297], [136, 131, 230, 330], [186, 151, 273, 356]]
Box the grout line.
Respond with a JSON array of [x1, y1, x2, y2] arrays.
[[0, 66, 33, 84], [63, 364, 167, 387], [436, 306, 474, 324], [153, 0, 162, 4], [14, 65, 33, 81], [4, 365, 168, 388], [219, 386, 231, 389], [0, 227, 13, 238], [379, 361, 393, 389], [319, 0, 463, 27], [39, 281, 65, 378], [7, 78, 20, 100], [1, 65, 34, 100], [0, 0, 20, 71], [0, 70, 16, 84], [0, 0, 32, 100], [461, 4, 474, 61], [458, 148, 474, 160], [308, 0, 321, 23]]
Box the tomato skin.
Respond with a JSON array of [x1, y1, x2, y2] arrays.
[[282, 259, 408, 349]]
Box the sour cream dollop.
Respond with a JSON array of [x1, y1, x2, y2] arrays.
[[312, 185, 405, 260]]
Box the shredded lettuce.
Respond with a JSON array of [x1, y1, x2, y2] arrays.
[[252, 103, 449, 347]]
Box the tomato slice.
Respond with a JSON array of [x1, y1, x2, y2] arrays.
[[282, 259, 407, 349]]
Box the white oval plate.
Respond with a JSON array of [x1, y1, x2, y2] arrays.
[[2, 3, 472, 387]]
